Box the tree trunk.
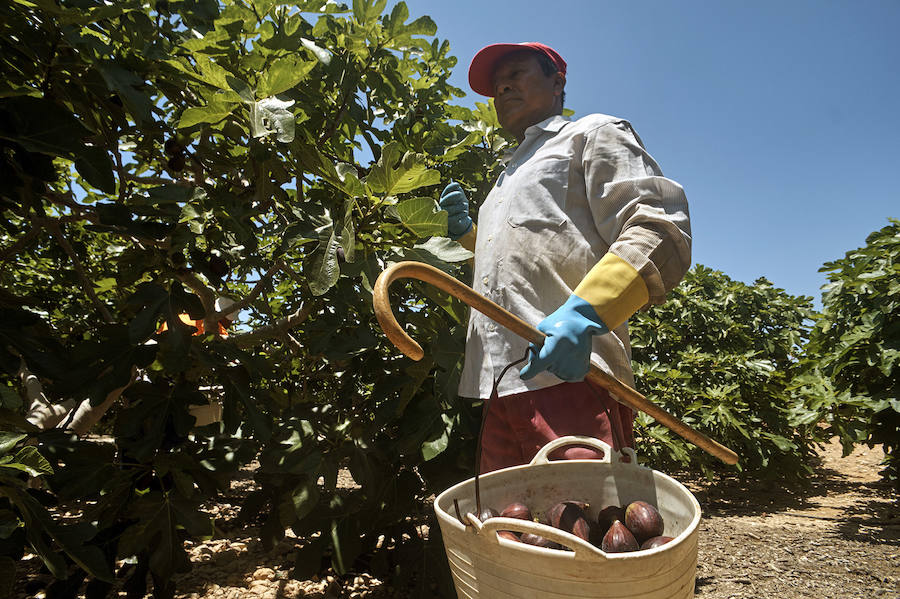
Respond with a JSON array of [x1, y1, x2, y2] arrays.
[[20, 357, 135, 434], [21, 358, 75, 429], [63, 377, 133, 435]]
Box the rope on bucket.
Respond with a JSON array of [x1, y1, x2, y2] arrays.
[[463, 351, 631, 525], [453, 345, 534, 526], [468, 347, 533, 523]]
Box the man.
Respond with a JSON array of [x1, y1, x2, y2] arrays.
[[440, 43, 691, 472]]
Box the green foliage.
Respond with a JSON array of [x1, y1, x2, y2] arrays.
[[801, 218, 900, 483], [0, 431, 115, 589], [0, 0, 502, 593], [630, 265, 821, 479]]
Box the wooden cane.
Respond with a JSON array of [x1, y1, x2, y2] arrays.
[[373, 260, 739, 466]]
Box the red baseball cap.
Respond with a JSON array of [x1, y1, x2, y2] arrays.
[[468, 42, 567, 97]]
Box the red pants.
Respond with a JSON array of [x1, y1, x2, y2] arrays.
[[479, 380, 634, 473]]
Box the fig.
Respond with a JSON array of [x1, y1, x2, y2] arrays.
[[640, 536, 674, 550], [547, 500, 592, 542], [500, 501, 532, 521], [624, 501, 664, 543], [207, 255, 229, 278], [600, 520, 639, 553], [519, 533, 562, 550], [167, 153, 186, 172], [597, 505, 626, 535], [478, 507, 499, 522], [164, 138, 182, 156], [496, 530, 519, 542]]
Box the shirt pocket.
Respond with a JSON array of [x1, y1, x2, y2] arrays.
[[503, 160, 577, 294], [506, 159, 570, 230]]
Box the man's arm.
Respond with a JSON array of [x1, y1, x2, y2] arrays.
[[521, 120, 691, 382], [583, 120, 692, 310]]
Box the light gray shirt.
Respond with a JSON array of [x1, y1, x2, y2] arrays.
[[458, 113, 692, 399]]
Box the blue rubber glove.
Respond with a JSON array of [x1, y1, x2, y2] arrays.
[[439, 182, 473, 240], [519, 295, 609, 382]]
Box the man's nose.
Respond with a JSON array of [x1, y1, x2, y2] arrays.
[[495, 79, 512, 96]]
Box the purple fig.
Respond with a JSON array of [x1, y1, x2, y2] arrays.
[[167, 153, 186, 172], [640, 535, 674, 550], [478, 507, 499, 522], [624, 501, 664, 543], [164, 138, 182, 156], [519, 533, 563, 550], [501, 501, 532, 521], [547, 500, 592, 542], [601, 520, 639, 553], [496, 530, 520, 542], [596, 505, 626, 536]]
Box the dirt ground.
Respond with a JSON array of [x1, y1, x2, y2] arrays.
[[688, 440, 898, 599], [15, 438, 899, 599]]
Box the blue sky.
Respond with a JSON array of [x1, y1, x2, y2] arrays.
[[402, 0, 899, 306]]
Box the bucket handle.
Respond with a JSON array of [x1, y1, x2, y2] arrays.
[[529, 435, 638, 467], [467, 515, 608, 561]]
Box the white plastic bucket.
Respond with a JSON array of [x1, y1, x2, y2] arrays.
[[433, 436, 701, 599]]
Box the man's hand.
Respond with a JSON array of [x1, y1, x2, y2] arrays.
[[519, 295, 609, 381], [439, 182, 473, 240]]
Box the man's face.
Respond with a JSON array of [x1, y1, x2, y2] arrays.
[[492, 51, 564, 140]]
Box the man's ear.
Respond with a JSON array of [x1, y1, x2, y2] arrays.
[[553, 73, 566, 97]]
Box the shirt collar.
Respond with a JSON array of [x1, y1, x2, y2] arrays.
[[526, 114, 571, 136], [501, 114, 570, 163]]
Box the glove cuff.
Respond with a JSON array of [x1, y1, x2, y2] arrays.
[[573, 252, 649, 330], [457, 223, 477, 250]]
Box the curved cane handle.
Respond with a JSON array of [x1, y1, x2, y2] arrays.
[[373, 261, 738, 466]]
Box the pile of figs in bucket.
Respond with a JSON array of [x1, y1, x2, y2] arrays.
[[434, 436, 702, 599]]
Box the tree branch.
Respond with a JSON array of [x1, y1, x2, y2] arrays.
[[41, 193, 170, 249], [318, 50, 378, 145], [46, 220, 115, 324], [63, 370, 136, 436], [111, 133, 128, 204], [283, 331, 303, 356], [122, 174, 192, 187], [44, 191, 100, 223], [175, 270, 217, 330], [0, 227, 40, 265], [215, 259, 284, 321], [13, 351, 72, 431], [41, 31, 61, 97], [230, 300, 321, 349]]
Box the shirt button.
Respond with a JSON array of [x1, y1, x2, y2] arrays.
[[488, 323, 496, 332], [487, 234, 493, 242], [482, 276, 489, 286]]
